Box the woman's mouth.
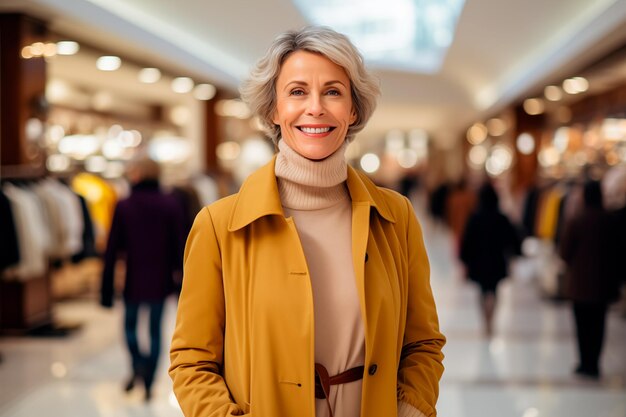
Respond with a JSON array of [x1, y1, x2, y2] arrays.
[[297, 126, 335, 134]]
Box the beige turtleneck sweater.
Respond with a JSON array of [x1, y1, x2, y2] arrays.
[[276, 140, 364, 417], [274, 140, 426, 417]]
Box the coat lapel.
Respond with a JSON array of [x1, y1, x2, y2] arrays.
[[228, 156, 284, 232]]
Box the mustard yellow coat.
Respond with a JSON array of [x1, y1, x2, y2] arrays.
[[169, 157, 445, 417]]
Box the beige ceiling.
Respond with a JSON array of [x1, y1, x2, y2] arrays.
[[4, 0, 626, 148]]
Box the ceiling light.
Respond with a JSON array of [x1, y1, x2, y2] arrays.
[[562, 79, 577, 94], [138, 68, 161, 83], [516, 133, 535, 155], [96, 56, 121, 71], [194, 83, 217, 100], [21, 46, 33, 59], [466, 122, 488, 145], [468, 145, 488, 167], [171, 77, 194, 93], [56, 41, 80, 55], [562, 77, 589, 95], [486, 145, 513, 177], [544, 85, 562, 101], [30, 42, 45, 56], [523, 98, 544, 115], [538, 147, 560, 167], [43, 43, 57, 57], [572, 77, 589, 93]]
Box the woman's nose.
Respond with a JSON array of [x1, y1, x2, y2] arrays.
[[305, 95, 325, 117]]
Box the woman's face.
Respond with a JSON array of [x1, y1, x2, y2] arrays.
[[273, 50, 356, 160]]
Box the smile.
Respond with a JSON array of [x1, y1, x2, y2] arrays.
[[297, 126, 335, 134]]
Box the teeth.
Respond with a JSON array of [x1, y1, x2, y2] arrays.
[[300, 127, 330, 134]]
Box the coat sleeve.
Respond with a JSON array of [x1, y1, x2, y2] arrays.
[[169, 207, 247, 417], [397, 196, 446, 417]]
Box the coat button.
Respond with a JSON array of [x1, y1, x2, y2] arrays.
[[368, 364, 377, 375]]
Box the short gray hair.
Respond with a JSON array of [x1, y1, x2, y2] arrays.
[[240, 26, 380, 144]]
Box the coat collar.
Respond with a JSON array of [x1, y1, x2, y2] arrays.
[[228, 155, 396, 231]]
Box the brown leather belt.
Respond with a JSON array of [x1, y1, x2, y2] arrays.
[[314, 363, 364, 417]]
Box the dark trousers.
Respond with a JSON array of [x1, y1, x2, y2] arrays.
[[124, 301, 165, 389], [573, 302, 608, 374]]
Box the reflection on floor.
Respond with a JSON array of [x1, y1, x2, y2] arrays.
[[0, 208, 625, 417]]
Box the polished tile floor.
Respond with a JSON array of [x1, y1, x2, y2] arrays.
[[1, 205, 625, 417]]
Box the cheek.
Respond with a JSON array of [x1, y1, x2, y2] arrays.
[[274, 102, 299, 123]]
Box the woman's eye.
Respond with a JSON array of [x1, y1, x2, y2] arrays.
[[290, 89, 305, 96], [326, 89, 340, 96]]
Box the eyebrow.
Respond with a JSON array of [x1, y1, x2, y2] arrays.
[[284, 80, 348, 89]]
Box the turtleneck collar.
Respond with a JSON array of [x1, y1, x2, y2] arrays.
[[274, 140, 349, 210]]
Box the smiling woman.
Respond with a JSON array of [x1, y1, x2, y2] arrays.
[[169, 26, 445, 417]]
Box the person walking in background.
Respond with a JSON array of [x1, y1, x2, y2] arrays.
[[559, 180, 621, 379], [101, 156, 185, 400], [460, 182, 521, 337], [169, 26, 445, 417]]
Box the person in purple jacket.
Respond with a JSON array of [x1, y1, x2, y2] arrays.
[[101, 156, 186, 400]]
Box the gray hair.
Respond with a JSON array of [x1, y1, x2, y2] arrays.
[[240, 26, 380, 144]]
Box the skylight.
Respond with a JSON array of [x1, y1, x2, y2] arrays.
[[292, 0, 465, 73]]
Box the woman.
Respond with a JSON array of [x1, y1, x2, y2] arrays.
[[169, 26, 445, 417], [459, 182, 521, 336]]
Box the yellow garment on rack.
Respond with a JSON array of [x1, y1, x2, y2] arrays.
[[536, 188, 563, 240], [71, 173, 117, 251]]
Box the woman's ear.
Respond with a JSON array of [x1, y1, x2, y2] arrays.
[[350, 109, 357, 125]]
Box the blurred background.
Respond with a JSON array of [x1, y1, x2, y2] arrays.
[[0, 1, 625, 416]]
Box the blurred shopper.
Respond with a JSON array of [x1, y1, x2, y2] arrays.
[[101, 156, 185, 400], [169, 26, 445, 417], [446, 179, 476, 253], [559, 180, 621, 379], [429, 182, 450, 225], [460, 182, 521, 336]]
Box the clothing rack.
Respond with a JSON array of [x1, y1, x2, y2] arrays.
[[1, 170, 81, 336]]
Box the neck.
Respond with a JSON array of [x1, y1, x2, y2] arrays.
[[274, 140, 349, 210]]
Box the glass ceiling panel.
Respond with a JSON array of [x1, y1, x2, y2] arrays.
[[292, 0, 465, 73]]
